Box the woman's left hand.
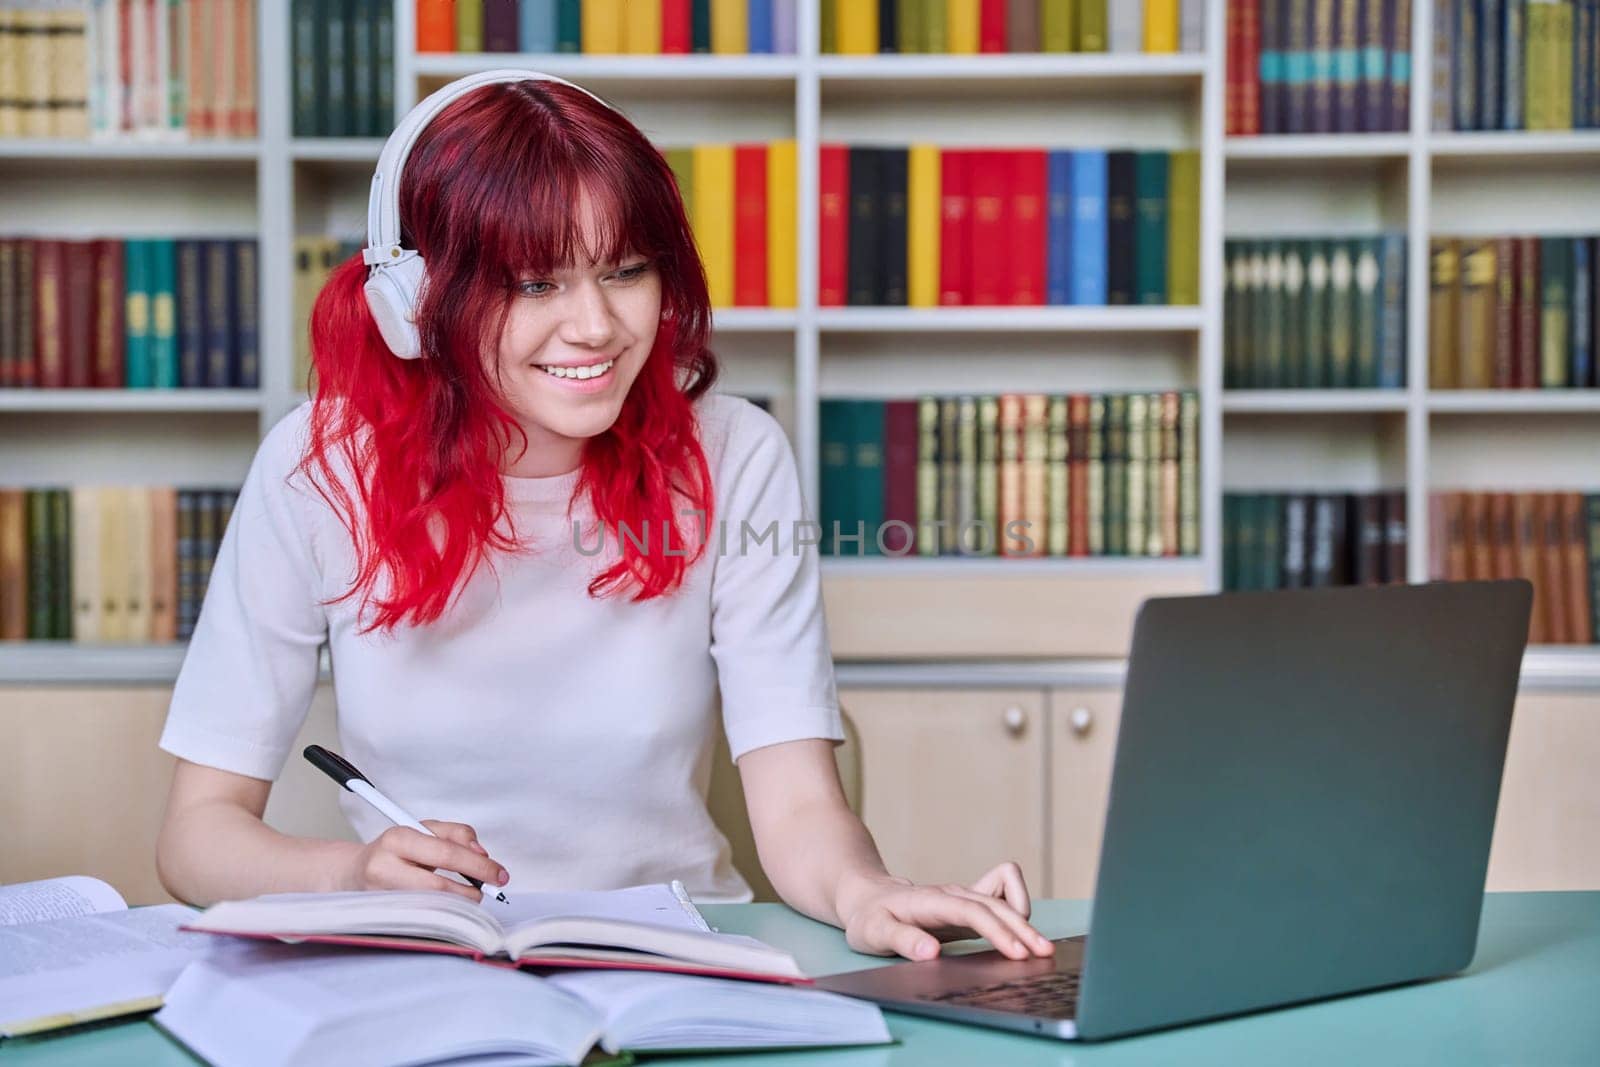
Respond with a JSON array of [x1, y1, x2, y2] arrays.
[[835, 862, 1057, 962]]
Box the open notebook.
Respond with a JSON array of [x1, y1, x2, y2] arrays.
[[183, 882, 809, 984], [155, 941, 892, 1066]]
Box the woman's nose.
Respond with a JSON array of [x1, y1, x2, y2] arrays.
[[560, 282, 618, 347]]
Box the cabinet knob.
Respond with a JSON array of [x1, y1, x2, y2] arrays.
[[1069, 707, 1093, 736], [1002, 705, 1027, 736]]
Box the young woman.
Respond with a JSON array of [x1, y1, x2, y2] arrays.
[[154, 74, 1054, 965]]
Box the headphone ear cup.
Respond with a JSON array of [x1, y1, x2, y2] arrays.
[[364, 253, 429, 360]]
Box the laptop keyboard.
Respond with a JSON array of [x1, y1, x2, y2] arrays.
[[922, 970, 1082, 1020]]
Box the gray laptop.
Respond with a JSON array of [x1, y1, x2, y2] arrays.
[[815, 580, 1532, 1042]]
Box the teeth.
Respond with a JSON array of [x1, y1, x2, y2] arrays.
[[539, 359, 615, 380]]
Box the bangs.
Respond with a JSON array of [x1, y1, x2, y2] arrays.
[[485, 156, 652, 282]]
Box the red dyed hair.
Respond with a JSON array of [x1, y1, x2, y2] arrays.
[[299, 79, 719, 634]]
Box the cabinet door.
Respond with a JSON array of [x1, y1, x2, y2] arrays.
[[1486, 691, 1600, 891], [1048, 688, 1123, 900], [840, 688, 1045, 889]]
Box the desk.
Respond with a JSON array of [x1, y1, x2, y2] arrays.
[[7, 893, 1598, 1066]]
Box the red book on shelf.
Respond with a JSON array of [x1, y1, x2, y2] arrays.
[[1230, 0, 1261, 135], [1511, 494, 1547, 643], [1067, 395, 1089, 556], [186, 0, 213, 137], [882, 400, 919, 554], [1514, 236, 1540, 389], [969, 149, 1009, 306], [662, 0, 690, 53], [980, 0, 1008, 52], [1008, 148, 1047, 305], [1560, 493, 1592, 646], [91, 239, 125, 388], [939, 148, 971, 305], [733, 144, 768, 306], [1537, 493, 1570, 643], [233, 0, 258, 137], [32, 240, 67, 389], [1492, 238, 1516, 389], [61, 241, 96, 389], [818, 144, 849, 307], [417, 0, 457, 53]]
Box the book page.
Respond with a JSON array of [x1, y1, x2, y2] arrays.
[[496, 883, 711, 935], [0, 875, 127, 926], [0, 904, 208, 1035]]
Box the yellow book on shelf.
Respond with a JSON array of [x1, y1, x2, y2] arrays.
[[1143, 0, 1179, 52], [692, 143, 735, 308], [908, 143, 941, 307], [836, 1, 878, 54], [711, 0, 748, 53], [0, 9, 17, 138], [583, 0, 623, 54], [947, 0, 980, 53], [624, 0, 662, 54], [124, 487, 152, 643], [456, 0, 484, 52], [98, 487, 127, 643], [766, 139, 797, 308], [1166, 149, 1199, 305], [71, 487, 102, 643]]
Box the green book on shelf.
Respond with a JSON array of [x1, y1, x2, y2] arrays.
[[149, 240, 178, 390], [1246, 242, 1269, 387], [692, 0, 712, 53], [1124, 393, 1148, 559], [897, 0, 920, 52], [1078, 0, 1107, 50], [1234, 495, 1261, 590], [1103, 394, 1127, 556], [1166, 150, 1199, 306], [821, 0, 836, 53], [557, 0, 581, 53], [938, 398, 958, 554], [123, 240, 152, 389], [1086, 395, 1105, 556], [819, 401, 851, 556], [1046, 396, 1069, 557], [1225, 241, 1249, 387], [324, 0, 349, 137], [1352, 237, 1381, 388], [664, 148, 694, 215], [917, 397, 939, 556], [1223, 495, 1239, 590], [1526, 0, 1575, 130], [925, 0, 947, 52], [1259, 493, 1283, 591], [1540, 237, 1573, 388], [26, 491, 51, 639], [1303, 239, 1330, 388], [854, 401, 886, 557], [1327, 240, 1355, 388], [1134, 152, 1169, 305], [291, 0, 319, 135], [1280, 241, 1306, 389], [955, 396, 978, 554], [977, 395, 999, 554], [1178, 392, 1198, 556], [457, 0, 485, 52], [49, 488, 71, 640], [1261, 241, 1285, 389], [350, 0, 375, 138], [1042, 0, 1074, 52]]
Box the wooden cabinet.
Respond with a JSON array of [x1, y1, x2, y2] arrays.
[[1048, 688, 1124, 899], [839, 687, 1046, 889]]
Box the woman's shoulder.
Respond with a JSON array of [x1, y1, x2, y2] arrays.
[[692, 390, 787, 459]]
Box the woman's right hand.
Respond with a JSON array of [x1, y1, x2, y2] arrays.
[[338, 820, 509, 900]]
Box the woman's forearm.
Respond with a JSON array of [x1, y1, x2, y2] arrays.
[[156, 798, 359, 906], [755, 796, 905, 929]]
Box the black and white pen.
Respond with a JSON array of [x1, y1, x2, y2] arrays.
[[303, 744, 511, 905]]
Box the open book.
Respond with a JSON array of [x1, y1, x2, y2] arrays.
[[155, 941, 892, 1066], [0, 875, 205, 1037], [183, 882, 809, 984]]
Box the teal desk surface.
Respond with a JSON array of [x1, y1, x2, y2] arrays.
[[7, 893, 1598, 1066]]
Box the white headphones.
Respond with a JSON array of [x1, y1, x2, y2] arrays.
[[362, 69, 620, 360]]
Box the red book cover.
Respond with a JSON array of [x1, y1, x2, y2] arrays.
[[1234, 0, 1261, 135], [32, 240, 66, 389], [733, 144, 768, 306], [882, 400, 919, 554], [1537, 494, 1570, 642], [234, 0, 258, 137], [1514, 236, 1540, 389], [187, 0, 212, 136], [92, 239, 126, 388], [980, 0, 1008, 52], [1226, 0, 1241, 133], [1492, 237, 1515, 388], [818, 144, 849, 307], [1008, 148, 1047, 305], [1067, 394, 1088, 555], [662, 0, 691, 52], [61, 241, 95, 389], [969, 149, 1008, 306], [416, 0, 457, 52], [938, 148, 971, 305]]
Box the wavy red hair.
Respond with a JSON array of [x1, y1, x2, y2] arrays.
[[299, 79, 718, 634]]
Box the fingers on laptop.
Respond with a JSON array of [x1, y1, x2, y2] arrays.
[[969, 861, 1032, 919], [899, 891, 1050, 961]]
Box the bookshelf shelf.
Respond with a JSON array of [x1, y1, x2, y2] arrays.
[[709, 309, 800, 332], [290, 138, 387, 162], [0, 140, 262, 163], [815, 53, 1206, 94], [0, 390, 263, 414], [1224, 134, 1413, 162], [820, 557, 1207, 578], [411, 53, 800, 91], [1426, 392, 1600, 414], [1223, 391, 1410, 414], [1427, 131, 1600, 162], [813, 307, 1205, 334]]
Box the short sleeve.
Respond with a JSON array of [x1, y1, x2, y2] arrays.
[[158, 406, 329, 781], [708, 401, 844, 763]]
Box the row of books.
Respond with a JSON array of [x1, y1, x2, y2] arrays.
[[1226, 0, 1413, 134], [0, 237, 259, 390], [0, 486, 236, 643], [1224, 235, 1407, 389], [1224, 490, 1408, 590], [0, 1, 257, 141], [819, 392, 1201, 558], [292, 0, 395, 138], [1430, 235, 1598, 390], [1430, 491, 1598, 644], [663, 142, 798, 309], [820, 146, 1200, 308], [822, 0, 1203, 54], [416, 0, 797, 53], [1433, 0, 1600, 131]]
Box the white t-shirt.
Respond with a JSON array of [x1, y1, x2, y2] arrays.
[[158, 391, 843, 902]]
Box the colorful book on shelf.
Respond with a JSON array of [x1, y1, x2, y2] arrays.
[[820, 0, 1194, 53], [415, 0, 790, 54], [1225, 490, 1408, 592]]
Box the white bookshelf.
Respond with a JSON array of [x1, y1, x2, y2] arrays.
[[2, 0, 1596, 684]]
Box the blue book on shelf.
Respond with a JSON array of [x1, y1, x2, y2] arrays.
[[148, 239, 178, 389], [773, 0, 796, 52], [1069, 150, 1107, 306], [232, 240, 260, 390], [1377, 233, 1406, 388], [123, 239, 152, 389], [202, 240, 237, 389], [1477, 0, 1504, 131], [1259, 0, 1284, 134], [519, 0, 556, 52], [175, 240, 206, 388], [1501, 0, 1525, 130], [1046, 150, 1073, 305], [1573, 237, 1593, 388], [748, 0, 773, 53]]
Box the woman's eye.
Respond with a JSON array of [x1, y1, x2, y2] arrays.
[[613, 263, 649, 281], [517, 280, 554, 296]]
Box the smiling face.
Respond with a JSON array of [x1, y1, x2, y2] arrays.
[[490, 188, 662, 478]]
